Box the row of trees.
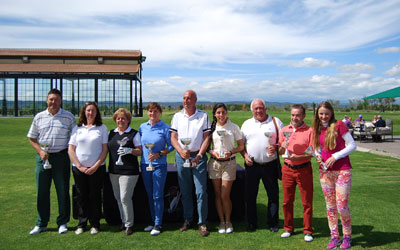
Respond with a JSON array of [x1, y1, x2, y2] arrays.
[[189, 98, 399, 112], [348, 98, 398, 112]]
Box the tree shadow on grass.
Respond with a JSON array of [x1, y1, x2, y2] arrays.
[[293, 217, 400, 248], [352, 225, 400, 248]]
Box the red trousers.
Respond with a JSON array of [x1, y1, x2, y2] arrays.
[[282, 163, 313, 234]]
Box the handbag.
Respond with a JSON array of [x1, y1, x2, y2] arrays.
[[272, 117, 282, 180]]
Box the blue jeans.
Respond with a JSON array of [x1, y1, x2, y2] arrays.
[[175, 153, 208, 225], [140, 164, 167, 226]]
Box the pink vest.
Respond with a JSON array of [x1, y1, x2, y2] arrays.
[[320, 120, 352, 171]]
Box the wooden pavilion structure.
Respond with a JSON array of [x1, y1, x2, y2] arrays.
[[0, 49, 145, 116]]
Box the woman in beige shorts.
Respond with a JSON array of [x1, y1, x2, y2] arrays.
[[208, 103, 244, 234]]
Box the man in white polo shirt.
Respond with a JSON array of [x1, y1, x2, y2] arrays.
[[170, 90, 211, 237], [241, 98, 284, 233], [27, 89, 76, 235]]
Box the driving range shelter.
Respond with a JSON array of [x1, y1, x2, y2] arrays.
[[0, 49, 145, 117]]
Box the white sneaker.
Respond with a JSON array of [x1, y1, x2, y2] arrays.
[[75, 227, 84, 235], [144, 225, 154, 232], [29, 226, 47, 235], [225, 222, 234, 234], [218, 222, 226, 234], [281, 231, 293, 238], [150, 225, 161, 236], [90, 227, 99, 235], [58, 224, 68, 234], [304, 233, 314, 242]]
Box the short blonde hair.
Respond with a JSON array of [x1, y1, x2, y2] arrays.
[[112, 108, 132, 125]]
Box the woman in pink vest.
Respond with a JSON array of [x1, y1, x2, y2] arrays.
[[312, 101, 356, 250]]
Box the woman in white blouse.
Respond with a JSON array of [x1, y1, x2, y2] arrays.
[[208, 103, 244, 234], [68, 102, 108, 235]]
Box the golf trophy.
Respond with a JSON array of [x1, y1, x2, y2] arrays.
[[39, 141, 51, 169], [116, 137, 129, 166], [264, 132, 273, 157], [282, 131, 292, 159], [180, 138, 192, 167], [144, 143, 155, 171], [216, 129, 227, 158], [304, 146, 328, 170]]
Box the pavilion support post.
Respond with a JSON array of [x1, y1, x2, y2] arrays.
[[95, 78, 98, 104], [139, 80, 143, 117], [2, 79, 6, 116], [14, 78, 18, 117], [130, 79, 133, 115], [134, 79, 138, 117]]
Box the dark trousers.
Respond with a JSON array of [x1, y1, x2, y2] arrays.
[[245, 160, 279, 228], [282, 164, 313, 234], [72, 165, 105, 228], [35, 150, 71, 227]]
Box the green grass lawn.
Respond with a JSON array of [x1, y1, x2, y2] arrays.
[[0, 112, 399, 250]]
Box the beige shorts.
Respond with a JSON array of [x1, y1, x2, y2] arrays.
[[208, 158, 237, 181]]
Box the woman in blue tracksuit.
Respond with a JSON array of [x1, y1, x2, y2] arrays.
[[139, 102, 174, 236]]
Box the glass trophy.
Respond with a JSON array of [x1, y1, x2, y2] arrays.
[[282, 131, 292, 159], [264, 132, 273, 157], [39, 141, 51, 169], [144, 143, 155, 171], [216, 129, 227, 158], [304, 146, 328, 170], [116, 137, 129, 165], [180, 138, 192, 167]]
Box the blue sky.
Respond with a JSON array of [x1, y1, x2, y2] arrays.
[[1, 0, 399, 103]]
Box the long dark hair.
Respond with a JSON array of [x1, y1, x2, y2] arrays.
[[312, 101, 337, 151], [208, 103, 228, 152], [210, 103, 228, 135], [78, 102, 103, 127]]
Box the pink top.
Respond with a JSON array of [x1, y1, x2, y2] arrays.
[[279, 123, 312, 166], [320, 120, 352, 171]]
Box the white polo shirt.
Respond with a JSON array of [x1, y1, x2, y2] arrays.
[[170, 108, 211, 151], [27, 108, 76, 153], [211, 119, 242, 154], [69, 124, 109, 168], [241, 115, 284, 163]]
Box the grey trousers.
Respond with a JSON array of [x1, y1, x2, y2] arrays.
[[109, 174, 139, 227]]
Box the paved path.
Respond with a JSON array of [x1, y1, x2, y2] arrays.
[[355, 135, 400, 159]]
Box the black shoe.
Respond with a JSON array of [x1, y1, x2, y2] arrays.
[[270, 226, 279, 233], [247, 224, 257, 232], [179, 220, 192, 232], [125, 227, 133, 236], [119, 224, 126, 231]]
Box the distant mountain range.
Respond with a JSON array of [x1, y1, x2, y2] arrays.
[[144, 101, 348, 108]]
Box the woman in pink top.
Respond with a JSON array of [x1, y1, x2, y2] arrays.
[[312, 102, 356, 250]]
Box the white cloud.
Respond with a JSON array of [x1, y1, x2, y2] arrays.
[[384, 63, 400, 76], [142, 72, 400, 103], [287, 57, 336, 68], [1, 0, 399, 104], [376, 47, 400, 54], [169, 76, 184, 80], [338, 63, 375, 73], [1, 0, 400, 65]]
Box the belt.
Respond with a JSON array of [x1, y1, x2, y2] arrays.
[[49, 148, 68, 155], [253, 160, 276, 167], [211, 156, 236, 162], [190, 151, 200, 157], [284, 161, 311, 169]]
